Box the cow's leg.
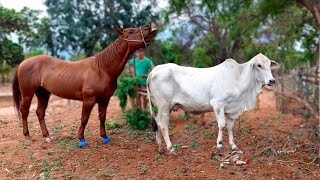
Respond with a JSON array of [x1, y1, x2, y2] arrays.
[[226, 118, 237, 150], [155, 116, 163, 153], [212, 105, 226, 155], [157, 109, 174, 153], [78, 97, 96, 147], [97, 98, 111, 144]]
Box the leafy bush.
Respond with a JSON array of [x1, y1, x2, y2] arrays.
[[123, 108, 150, 130], [115, 76, 142, 109]]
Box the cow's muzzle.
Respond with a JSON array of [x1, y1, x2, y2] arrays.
[[267, 79, 276, 86]]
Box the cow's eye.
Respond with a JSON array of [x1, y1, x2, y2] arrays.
[[257, 64, 262, 68]]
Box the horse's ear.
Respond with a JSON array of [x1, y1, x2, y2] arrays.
[[271, 60, 280, 69], [115, 28, 123, 35]]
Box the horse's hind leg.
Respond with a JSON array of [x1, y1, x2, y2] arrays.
[[35, 87, 51, 141], [20, 94, 34, 140]]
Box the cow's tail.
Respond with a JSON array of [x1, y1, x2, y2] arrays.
[[147, 74, 158, 132], [12, 69, 21, 117]]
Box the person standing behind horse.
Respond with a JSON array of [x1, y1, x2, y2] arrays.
[[129, 48, 154, 110]]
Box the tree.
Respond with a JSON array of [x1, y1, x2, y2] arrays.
[[166, 0, 318, 68], [0, 7, 24, 68], [45, 0, 160, 57]]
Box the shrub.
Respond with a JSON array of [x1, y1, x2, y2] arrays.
[[123, 108, 150, 130], [115, 76, 142, 109]]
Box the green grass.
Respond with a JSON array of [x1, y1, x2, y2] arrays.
[[139, 163, 148, 174], [191, 140, 199, 149], [57, 139, 78, 152], [173, 143, 181, 151]]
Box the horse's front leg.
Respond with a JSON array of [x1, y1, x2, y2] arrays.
[[78, 97, 96, 147], [98, 97, 111, 144]]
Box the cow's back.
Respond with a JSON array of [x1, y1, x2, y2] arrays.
[[148, 63, 214, 112]]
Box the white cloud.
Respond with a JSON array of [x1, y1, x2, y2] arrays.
[[1, 0, 47, 17]]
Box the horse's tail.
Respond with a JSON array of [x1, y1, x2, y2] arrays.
[[147, 74, 157, 132], [12, 69, 21, 117]]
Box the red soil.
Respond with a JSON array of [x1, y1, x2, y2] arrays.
[[0, 87, 318, 179]]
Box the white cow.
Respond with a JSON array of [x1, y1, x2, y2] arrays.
[[147, 53, 279, 153]]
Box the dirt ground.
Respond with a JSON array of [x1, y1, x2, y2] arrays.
[[0, 85, 319, 179]]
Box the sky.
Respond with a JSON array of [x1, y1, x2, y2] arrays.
[[0, 0, 168, 15], [1, 0, 47, 17]]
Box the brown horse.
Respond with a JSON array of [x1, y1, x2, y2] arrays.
[[12, 23, 157, 147]]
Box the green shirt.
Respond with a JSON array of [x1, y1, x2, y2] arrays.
[[129, 57, 154, 85]]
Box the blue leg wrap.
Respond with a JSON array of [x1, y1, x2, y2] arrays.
[[79, 139, 89, 147], [102, 137, 111, 144]]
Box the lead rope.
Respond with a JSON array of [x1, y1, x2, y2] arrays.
[[122, 26, 149, 48]]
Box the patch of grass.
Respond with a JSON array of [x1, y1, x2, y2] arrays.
[[203, 130, 214, 139], [279, 151, 288, 158], [100, 168, 116, 178], [180, 113, 190, 120], [28, 153, 36, 161], [139, 163, 148, 174], [52, 125, 65, 133], [42, 160, 51, 179], [238, 127, 251, 136], [54, 160, 62, 169], [14, 168, 25, 174], [20, 141, 28, 149], [184, 122, 194, 130], [173, 144, 181, 151], [211, 155, 219, 162], [63, 173, 72, 180], [105, 120, 122, 130], [13, 149, 18, 155], [259, 122, 271, 129], [57, 139, 78, 151], [127, 129, 139, 136], [262, 147, 276, 157], [191, 140, 199, 149], [276, 113, 286, 120]]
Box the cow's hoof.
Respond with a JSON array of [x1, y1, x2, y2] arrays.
[[24, 136, 32, 145], [159, 148, 165, 154], [102, 137, 111, 144], [79, 139, 89, 147], [169, 148, 176, 154], [216, 147, 224, 156]]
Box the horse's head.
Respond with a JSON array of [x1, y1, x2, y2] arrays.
[[116, 23, 157, 48]]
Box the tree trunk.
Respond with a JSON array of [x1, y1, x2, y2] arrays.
[[296, 0, 320, 26]]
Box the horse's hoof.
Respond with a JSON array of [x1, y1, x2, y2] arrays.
[[216, 147, 224, 156], [24, 136, 32, 145], [102, 137, 111, 144], [79, 140, 89, 147], [45, 137, 53, 143]]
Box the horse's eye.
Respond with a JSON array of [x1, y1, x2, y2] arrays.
[[257, 64, 262, 68], [129, 30, 134, 33]]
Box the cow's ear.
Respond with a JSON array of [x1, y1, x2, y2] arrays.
[[271, 60, 280, 69], [115, 28, 123, 35]]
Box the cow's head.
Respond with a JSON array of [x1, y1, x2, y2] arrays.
[[116, 23, 157, 48], [252, 53, 280, 86]]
